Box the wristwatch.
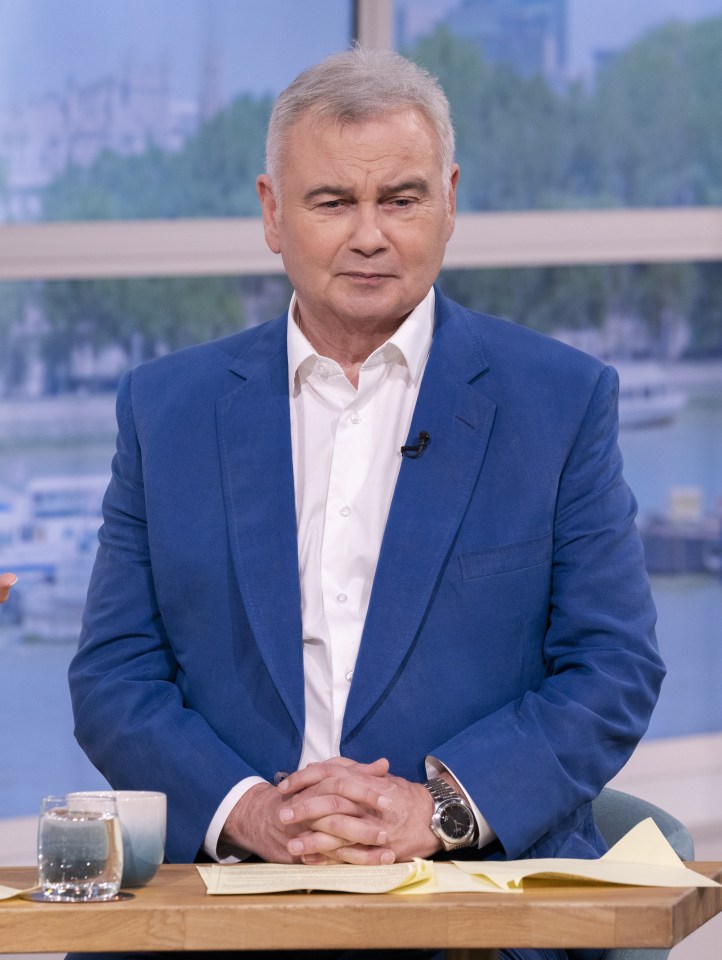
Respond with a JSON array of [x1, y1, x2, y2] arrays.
[[424, 777, 478, 851]]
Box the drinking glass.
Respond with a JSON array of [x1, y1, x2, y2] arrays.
[[38, 794, 123, 901]]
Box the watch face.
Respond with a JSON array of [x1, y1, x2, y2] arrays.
[[439, 800, 474, 841]]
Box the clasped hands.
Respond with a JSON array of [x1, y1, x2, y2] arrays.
[[221, 756, 442, 865]]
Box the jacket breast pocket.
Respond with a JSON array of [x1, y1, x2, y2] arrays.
[[458, 532, 552, 580]]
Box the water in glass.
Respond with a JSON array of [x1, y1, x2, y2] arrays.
[[38, 794, 123, 901]]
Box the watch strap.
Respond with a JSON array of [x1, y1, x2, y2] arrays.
[[425, 777, 460, 805]]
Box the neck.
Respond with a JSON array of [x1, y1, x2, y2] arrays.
[[296, 309, 405, 389]]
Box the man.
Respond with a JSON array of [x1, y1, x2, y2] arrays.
[[69, 48, 664, 960], [0, 573, 17, 603]]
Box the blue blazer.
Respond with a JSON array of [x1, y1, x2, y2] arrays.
[[69, 289, 664, 864]]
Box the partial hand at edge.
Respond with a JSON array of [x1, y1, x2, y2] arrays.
[[0, 573, 17, 603]]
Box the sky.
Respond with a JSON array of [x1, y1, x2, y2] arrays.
[[0, 0, 352, 105], [568, 0, 722, 77], [1, 0, 722, 107], [398, 0, 722, 77]]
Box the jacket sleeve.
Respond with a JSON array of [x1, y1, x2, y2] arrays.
[[431, 364, 665, 859], [68, 370, 262, 863]]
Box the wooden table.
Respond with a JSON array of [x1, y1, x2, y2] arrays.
[[1, 864, 720, 958]]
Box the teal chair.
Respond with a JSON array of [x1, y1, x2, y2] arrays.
[[592, 787, 694, 960]]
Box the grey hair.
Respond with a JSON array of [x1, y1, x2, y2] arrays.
[[265, 47, 455, 205]]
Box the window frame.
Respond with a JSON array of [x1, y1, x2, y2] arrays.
[[1, 0, 721, 850], [1, 0, 720, 281]]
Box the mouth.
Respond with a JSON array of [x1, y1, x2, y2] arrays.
[[341, 272, 395, 283]]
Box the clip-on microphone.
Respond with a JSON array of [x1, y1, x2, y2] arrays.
[[401, 431, 430, 459]]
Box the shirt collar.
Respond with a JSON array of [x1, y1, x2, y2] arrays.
[[286, 288, 435, 395]]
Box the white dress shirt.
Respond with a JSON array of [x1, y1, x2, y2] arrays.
[[205, 288, 492, 860], [290, 289, 434, 767]]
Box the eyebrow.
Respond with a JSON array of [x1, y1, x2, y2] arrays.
[[303, 177, 432, 204], [380, 178, 431, 197], [303, 184, 350, 203]]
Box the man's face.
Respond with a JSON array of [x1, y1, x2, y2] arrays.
[[257, 109, 458, 338]]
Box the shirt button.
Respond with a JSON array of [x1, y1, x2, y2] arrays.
[[350, 412, 361, 424], [336, 592, 348, 604], [317, 363, 328, 377], [345, 670, 353, 683], [340, 505, 351, 517]]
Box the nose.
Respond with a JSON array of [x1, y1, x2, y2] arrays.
[[348, 204, 388, 257]]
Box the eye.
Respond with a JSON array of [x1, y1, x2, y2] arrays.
[[317, 199, 346, 210], [387, 197, 415, 208]]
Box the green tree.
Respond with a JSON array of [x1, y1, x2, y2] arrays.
[[38, 92, 276, 379], [0, 281, 26, 391], [592, 19, 722, 207], [39, 274, 254, 388], [408, 27, 573, 212], [42, 92, 272, 221], [412, 20, 721, 352], [687, 263, 722, 356], [31, 17, 722, 371]]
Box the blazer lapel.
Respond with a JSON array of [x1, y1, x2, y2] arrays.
[[216, 317, 305, 740], [342, 294, 497, 742]]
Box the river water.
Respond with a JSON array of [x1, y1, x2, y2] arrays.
[[0, 369, 720, 817], [617, 369, 722, 739]]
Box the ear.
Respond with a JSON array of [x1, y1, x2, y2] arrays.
[[256, 174, 282, 254], [444, 164, 460, 242]]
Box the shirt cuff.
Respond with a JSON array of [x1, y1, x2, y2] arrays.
[[425, 755, 496, 850], [203, 776, 267, 863]]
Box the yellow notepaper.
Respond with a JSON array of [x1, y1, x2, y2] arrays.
[[196, 819, 719, 896], [197, 858, 434, 895], [393, 860, 519, 895], [453, 819, 720, 890], [602, 817, 684, 867], [0, 884, 37, 901]]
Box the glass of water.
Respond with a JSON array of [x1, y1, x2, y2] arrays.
[[38, 794, 123, 901]]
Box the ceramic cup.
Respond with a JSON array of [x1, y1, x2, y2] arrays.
[[69, 790, 166, 887]]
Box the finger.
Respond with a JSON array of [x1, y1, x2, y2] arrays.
[[300, 853, 337, 865], [0, 573, 17, 601], [327, 844, 397, 866], [303, 814, 389, 849], [277, 762, 331, 795], [287, 827, 338, 860], [278, 757, 390, 796], [279, 794, 363, 826], [281, 776, 393, 820], [286, 830, 349, 858], [327, 757, 390, 777], [287, 820, 388, 858]]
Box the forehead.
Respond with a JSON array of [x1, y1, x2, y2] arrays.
[[282, 108, 442, 182]]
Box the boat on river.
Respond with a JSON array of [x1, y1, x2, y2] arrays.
[[0, 474, 108, 641], [614, 361, 687, 429], [640, 488, 722, 577]]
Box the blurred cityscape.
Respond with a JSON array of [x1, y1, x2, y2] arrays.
[[0, 48, 223, 222], [0, 1, 720, 780], [397, 0, 568, 83], [2, 0, 722, 223]]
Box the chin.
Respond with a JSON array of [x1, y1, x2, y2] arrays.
[[339, 290, 412, 322]]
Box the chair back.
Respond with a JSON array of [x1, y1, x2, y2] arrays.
[[592, 787, 694, 960]]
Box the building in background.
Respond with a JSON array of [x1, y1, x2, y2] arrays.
[[398, 0, 567, 82], [0, 3, 721, 875], [445, 0, 566, 80], [0, 51, 221, 221]]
